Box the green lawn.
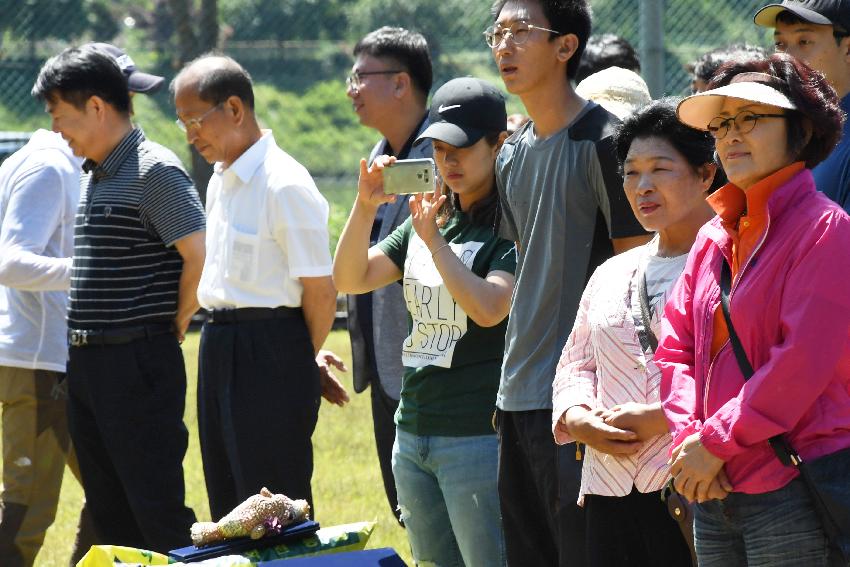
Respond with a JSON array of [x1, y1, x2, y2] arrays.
[[26, 329, 411, 566]]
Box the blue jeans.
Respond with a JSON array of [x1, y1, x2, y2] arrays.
[[392, 429, 506, 567], [694, 478, 830, 566]]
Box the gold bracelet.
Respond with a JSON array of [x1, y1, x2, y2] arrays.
[[431, 243, 451, 259]]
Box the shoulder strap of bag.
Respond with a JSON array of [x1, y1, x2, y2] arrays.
[[718, 258, 797, 466], [719, 261, 755, 378], [638, 271, 659, 353]]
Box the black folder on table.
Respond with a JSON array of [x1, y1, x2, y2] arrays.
[[168, 519, 320, 562], [259, 547, 407, 566]]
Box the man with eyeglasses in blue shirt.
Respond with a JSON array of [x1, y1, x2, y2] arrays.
[[342, 26, 433, 525]]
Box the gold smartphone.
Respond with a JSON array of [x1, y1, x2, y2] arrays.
[[383, 158, 436, 194]]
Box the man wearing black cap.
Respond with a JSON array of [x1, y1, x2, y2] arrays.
[[30, 45, 204, 553], [0, 43, 170, 565], [756, 0, 850, 210]]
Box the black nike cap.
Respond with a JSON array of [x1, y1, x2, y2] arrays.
[[415, 77, 507, 148]]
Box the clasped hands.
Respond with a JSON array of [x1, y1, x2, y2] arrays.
[[560, 403, 732, 503], [669, 432, 732, 503]]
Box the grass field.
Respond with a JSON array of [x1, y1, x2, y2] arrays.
[[18, 329, 412, 566]]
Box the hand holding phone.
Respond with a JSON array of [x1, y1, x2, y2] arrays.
[[356, 155, 398, 209]]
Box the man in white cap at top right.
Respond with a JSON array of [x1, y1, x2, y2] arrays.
[[755, 0, 850, 210]]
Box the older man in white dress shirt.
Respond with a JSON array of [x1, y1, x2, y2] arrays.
[[172, 54, 341, 520]]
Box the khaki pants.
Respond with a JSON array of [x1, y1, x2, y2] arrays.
[[0, 366, 94, 566]]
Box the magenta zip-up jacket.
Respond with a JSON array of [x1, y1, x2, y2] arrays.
[[657, 168, 850, 494]]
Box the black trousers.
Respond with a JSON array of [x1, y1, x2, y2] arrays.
[[585, 488, 692, 567], [497, 409, 586, 567], [66, 333, 196, 552], [370, 381, 402, 525], [198, 316, 321, 522]]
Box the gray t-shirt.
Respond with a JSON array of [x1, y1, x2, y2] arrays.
[[495, 102, 646, 411]]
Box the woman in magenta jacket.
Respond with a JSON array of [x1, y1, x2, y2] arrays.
[[656, 53, 850, 566]]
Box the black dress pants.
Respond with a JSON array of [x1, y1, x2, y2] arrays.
[[584, 488, 692, 567], [198, 315, 321, 522], [370, 380, 402, 524], [497, 409, 587, 567], [66, 333, 196, 552]]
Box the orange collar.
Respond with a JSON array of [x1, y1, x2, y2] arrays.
[[707, 162, 805, 227]]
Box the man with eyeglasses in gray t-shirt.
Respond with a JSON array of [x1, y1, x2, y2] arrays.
[[487, 1, 649, 565]]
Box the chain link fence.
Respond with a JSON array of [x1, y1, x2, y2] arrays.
[[0, 1, 775, 114], [0, 0, 773, 228]]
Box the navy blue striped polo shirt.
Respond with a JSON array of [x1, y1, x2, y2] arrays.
[[69, 128, 205, 329]]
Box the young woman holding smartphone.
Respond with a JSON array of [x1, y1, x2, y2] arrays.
[[334, 77, 514, 567]]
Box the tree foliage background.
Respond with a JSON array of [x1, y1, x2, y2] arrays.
[[0, 0, 772, 183]]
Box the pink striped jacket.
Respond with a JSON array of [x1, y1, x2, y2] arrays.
[[552, 244, 673, 505]]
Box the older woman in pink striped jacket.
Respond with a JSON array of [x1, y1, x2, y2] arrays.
[[552, 99, 723, 567]]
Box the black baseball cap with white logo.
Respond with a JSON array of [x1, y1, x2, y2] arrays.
[[415, 77, 507, 148], [755, 0, 850, 33], [85, 42, 166, 94]]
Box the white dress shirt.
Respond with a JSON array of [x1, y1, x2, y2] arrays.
[[197, 130, 332, 309]]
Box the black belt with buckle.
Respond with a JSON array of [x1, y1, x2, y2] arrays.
[[206, 306, 302, 324], [68, 323, 173, 347]]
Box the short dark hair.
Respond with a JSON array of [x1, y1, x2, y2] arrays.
[[491, 0, 593, 80], [575, 34, 640, 83], [31, 45, 131, 113], [615, 98, 725, 192], [172, 53, 255, 110], [709, 53, 844, 169], [689, 44, 767, 86], [776, 10, 849, 43], [353, 27, 433, 98]]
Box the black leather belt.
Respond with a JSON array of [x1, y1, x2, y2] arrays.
[[68, 323, 173, 347], [206, 306, 302, 324]]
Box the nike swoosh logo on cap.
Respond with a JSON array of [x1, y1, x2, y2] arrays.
[[438, 104, 461, 113]]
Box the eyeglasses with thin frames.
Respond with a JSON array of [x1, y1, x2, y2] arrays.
[[345, 70, 403, 91], [707, 110, 787, 139], [175, 103, 223, 133], [483, 21, 562, 48]]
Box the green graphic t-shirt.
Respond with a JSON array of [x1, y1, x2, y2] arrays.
[[378, 210, 517, 436]]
